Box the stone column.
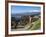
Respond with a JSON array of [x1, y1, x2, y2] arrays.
[[29, 16, 31, 23]]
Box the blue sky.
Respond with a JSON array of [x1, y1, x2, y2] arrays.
[[11, 6, 41, 14]]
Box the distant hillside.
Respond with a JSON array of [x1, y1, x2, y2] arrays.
[[11, 12, 40, 17]]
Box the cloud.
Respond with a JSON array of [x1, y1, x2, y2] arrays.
[[28, 10, 41, 12]]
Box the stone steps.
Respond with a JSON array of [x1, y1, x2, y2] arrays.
[[16, 24, 25, 28]]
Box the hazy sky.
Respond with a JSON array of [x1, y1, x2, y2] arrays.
[[11, 6, 41, 14]]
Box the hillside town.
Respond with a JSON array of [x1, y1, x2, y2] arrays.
[[11, 14, 41, 31]]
